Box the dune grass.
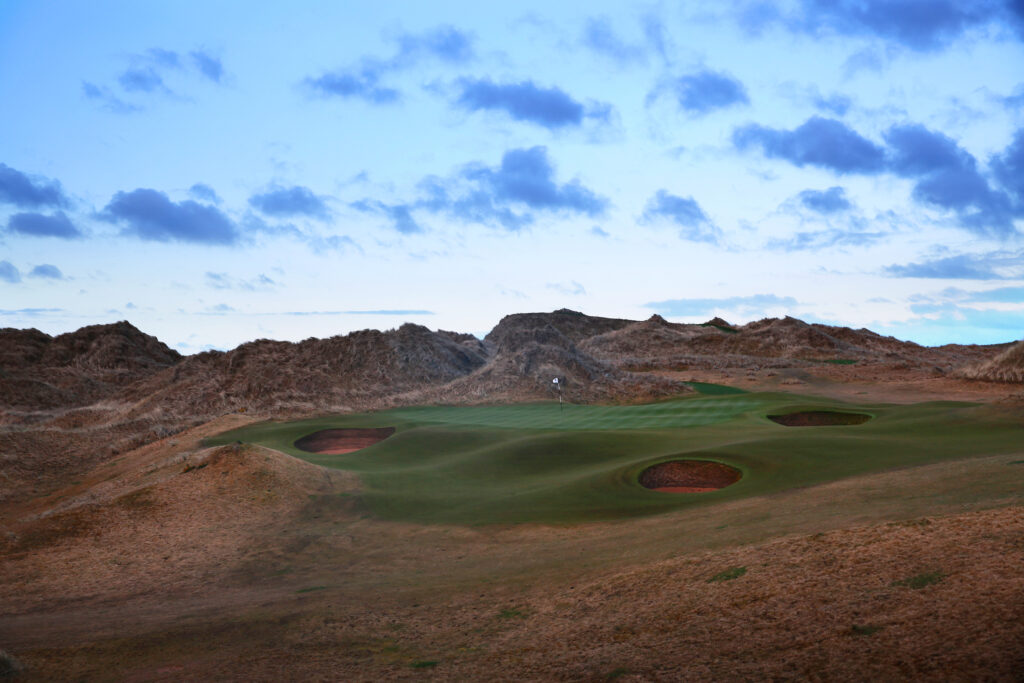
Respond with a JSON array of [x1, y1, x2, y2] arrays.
[[206, 392, 1023, 525]]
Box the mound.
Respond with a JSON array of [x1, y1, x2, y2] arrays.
[[767, 411, 872, 426], [486, 309, 635, 347], [955, 339, 1024, 383], [294, 427, 395, 454], [126, 322, 489, 418], [428, 319, 691, 404], [639, 459, 742, 493], [580, 315, 715, 370], [0, 321, 181, 412]]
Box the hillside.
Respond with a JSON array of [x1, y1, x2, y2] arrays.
[[0, 321, 180, 412], [955, 338, 1024, 383]]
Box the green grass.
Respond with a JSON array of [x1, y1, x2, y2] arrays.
[[851, 624, 883, 636], [708, 566, 747, 582], [497, 608, 525, 619], [891, 571, 945, 590], [205, 392, 1024, 526], [410, 660, 438, 669], [822, 358, 858, 365], [701, 322, 738, 334], [684, 381, 749, 395], [295, 586, 327, 594]]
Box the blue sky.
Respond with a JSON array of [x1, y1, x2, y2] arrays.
[[1, 0, 1023, 351]]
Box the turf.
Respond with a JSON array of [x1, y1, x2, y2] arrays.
[[206, 392, 1024, 525]]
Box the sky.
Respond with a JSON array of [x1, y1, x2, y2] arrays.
[[1, 0, 1023, 352]]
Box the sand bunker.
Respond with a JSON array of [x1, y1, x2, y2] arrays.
[[294, 427, 395, 454], [639, 460, 742, 493], [767, 411, 871, 427]]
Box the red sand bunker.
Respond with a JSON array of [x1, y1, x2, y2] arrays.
[[767, 411, 871, 427], [294, 427, 395, 455], [639, 460, 742, 494]]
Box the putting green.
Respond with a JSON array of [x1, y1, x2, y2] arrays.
[[205, 391, 1024, 525]]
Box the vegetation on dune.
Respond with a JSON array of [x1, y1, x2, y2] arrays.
[[707, 566, 747, 582], [955, 338, 1024, 383], [892, 571, 945, 590]]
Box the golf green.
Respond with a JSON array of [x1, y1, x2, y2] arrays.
[[205, 391, 1023, 525]]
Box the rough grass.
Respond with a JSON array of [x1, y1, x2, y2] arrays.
[[892, 571, 945, 590], [707, 566, 747, 582]]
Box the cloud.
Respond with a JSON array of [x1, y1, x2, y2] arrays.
[[546, 281, 587, 296], [798, 186, 852, 213], [919, 285, 1024, 305], [99, 188, 240, 244], [395, 25, 474, 64], [884, 251, 1024, 280], [645, 294, 798, 317], [466, 146, 606, 214], [667, 69, 749, 114], [146, 48, 181, 68], [454, 78, 610, 130], [306, 25, 474, 105], [85, 47, 226, 112], [82, 82, 138, 113], [344, 309, 434, 315], [642, 13, 671, 63], [0, 307, 62, 315], [884, 123, 1016, 237], [885, 123, 970, 176], [28, 264, 63, 279], [310, 234, 360, 252], [350, 200, 423, 234], [7, 211, 83, 239], [118, 66, 167, 94], [205, 272, 276, 290], [189, 183, 221, 203], [412, 146, 607, 230], [737, 118, 1022, 236], [590, 225, 610, 238], [960, 286, 1024, 303], [740, 0, 1015, 52], [767, 228, 886, 251], [0, 163, 69, 209], [582, 16, 647, 65], [264, 309, 434, 316], [991, 127, 1024, 204], [641, 189, 721, 243], [0, 260, 20, 283], [810, 90, 853, 116], [733, 116, 887, 174], [249, 185, 330, 220], [305, 63, 400, 104], [190, 50, 224, 82]]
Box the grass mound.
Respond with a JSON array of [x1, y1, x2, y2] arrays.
[[639, 460, 741, 493], [767, 410, 871, 427]]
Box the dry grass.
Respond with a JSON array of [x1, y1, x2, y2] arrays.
[[956, 339, 1024, 383]]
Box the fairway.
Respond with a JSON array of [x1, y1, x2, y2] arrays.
[[207, 391, 1024, 525]]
